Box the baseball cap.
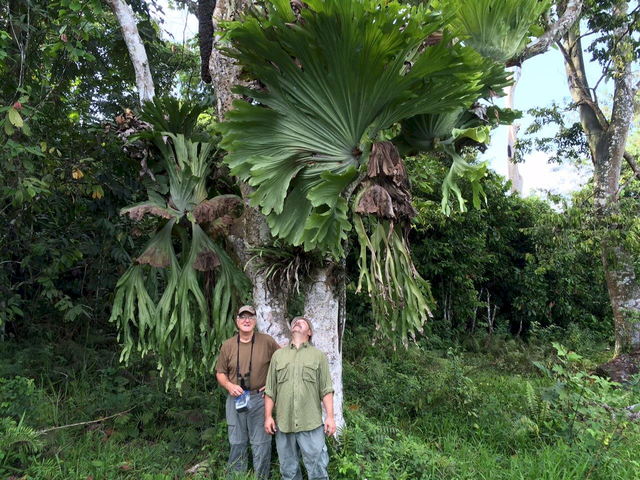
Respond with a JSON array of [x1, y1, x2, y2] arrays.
[[290, 316, 313, 337], [237, 305, 256, 316]]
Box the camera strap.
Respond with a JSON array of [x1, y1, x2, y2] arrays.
[[236, 332, 255, 390]]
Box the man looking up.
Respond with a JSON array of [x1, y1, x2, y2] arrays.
[[216, 305, 280, 480], [264, 316, 336, 480]]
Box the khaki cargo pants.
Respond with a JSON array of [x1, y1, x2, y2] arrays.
[[275, 425, 329, 480], [225, 392, 272, 479]]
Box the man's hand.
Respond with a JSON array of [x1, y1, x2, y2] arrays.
[[265, 416, 277, 435], [228, 384, 245, 397], [324, 416, 336, 436]]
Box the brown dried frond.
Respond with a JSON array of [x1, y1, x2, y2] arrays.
[[365, 142, 416, 220], [192, 195, 243, 224], [355, 185, 395, 219], [194, 250, 221, 271], [135, 247, 170, 268], [124, 204, 173, 222]]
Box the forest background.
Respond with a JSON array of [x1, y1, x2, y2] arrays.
[[1, 0, 640, 478]]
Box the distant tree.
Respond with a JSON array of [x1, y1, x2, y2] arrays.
[[518, 0, 640, 354]]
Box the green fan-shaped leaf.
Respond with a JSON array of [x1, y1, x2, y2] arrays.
[[441, 0, 553, 63], [219, 0, 497, 257]]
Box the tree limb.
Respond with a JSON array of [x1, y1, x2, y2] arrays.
[[174, 0, 199, 19], [558, 27, 606, 151], [37, 406, 137, 434], [521, 0, 583, 61], [198, 0, 216, 83], [105, 0, 155, 105]]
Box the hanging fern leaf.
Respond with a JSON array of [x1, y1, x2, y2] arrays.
[[353, 215, 433, 349], [110, 98, 250, 390]]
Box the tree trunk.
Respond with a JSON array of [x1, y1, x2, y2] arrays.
[[304, 264, 344, 430], [210, 0, 291, 345], [106, 0, 155, 105], [593, 140, 640, 354], [505, 67, 523, 194], [561, 12, 640, 355], [209, 0, 345, 430]]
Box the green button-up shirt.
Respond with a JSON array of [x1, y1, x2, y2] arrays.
[[264, 342, 334, 434]]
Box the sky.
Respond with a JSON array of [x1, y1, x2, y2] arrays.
[[154, 3, 599, 199], [480, 50, 597, 198]]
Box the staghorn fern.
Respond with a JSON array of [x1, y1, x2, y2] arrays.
[[110, 99, 250, 390], [441, 0, 552, 63], [217, 0, 516, 346], [398, 105, 522, 214], [219, 0, 506, 259]]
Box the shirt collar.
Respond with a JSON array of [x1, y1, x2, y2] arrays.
[[288, 341, 310, 349]]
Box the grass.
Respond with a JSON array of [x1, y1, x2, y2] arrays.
[[1, 325, 639, 479]]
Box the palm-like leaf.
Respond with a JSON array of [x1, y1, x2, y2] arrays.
[[219, 0, 501, 258], [441, 0, 552, 63]]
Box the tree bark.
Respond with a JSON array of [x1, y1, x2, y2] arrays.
[[304, 264, 345, 430], [505, 67, 523, 194], [521, 0, 584, 62], [561, 11, 640, 354], [210, 0, 291, 345], [106, 0, 155, 105], [209, 0, 346, 429]]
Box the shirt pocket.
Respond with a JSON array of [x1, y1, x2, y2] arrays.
[[302, 363, 318, 383], [276, 362, 290, 384]]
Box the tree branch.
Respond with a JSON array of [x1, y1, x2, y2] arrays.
[[521, 0, 583, 61], [106, 0, 155, 105], [174, 0, 199, 19], [557, 34, 606, 142], [37, 406, 137, 434]]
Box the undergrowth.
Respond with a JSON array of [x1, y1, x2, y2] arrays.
[[1, 324, 639, 479]]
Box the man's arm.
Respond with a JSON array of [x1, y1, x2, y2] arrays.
[[216, 372, 244, 397], [322, 392, 336, 436], [264, 394, 277, 435]]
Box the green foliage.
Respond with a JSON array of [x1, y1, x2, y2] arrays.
[[335, 327, 640, 479], [533, 343, 637, 446], [440, 0, 552, 63], [218, 0, 508, 259], [405, 155, 611, 339], [0, 415, 43, 474], [111, 98, 251, 390], [0, 0, 201, 337], [353, 217, 433, 348], [0, 376, 36, 420]]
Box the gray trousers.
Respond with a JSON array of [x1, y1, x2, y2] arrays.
[[275, 425, 329, 480], [225, 392, 272, 480]]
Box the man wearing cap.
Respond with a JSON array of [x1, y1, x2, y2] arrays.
[[215, 305, 280, 480], [264, 316, 336, 480]]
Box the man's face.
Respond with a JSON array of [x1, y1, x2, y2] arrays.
[[236, 313, 256, 334], [291, 318, 311, 339]]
